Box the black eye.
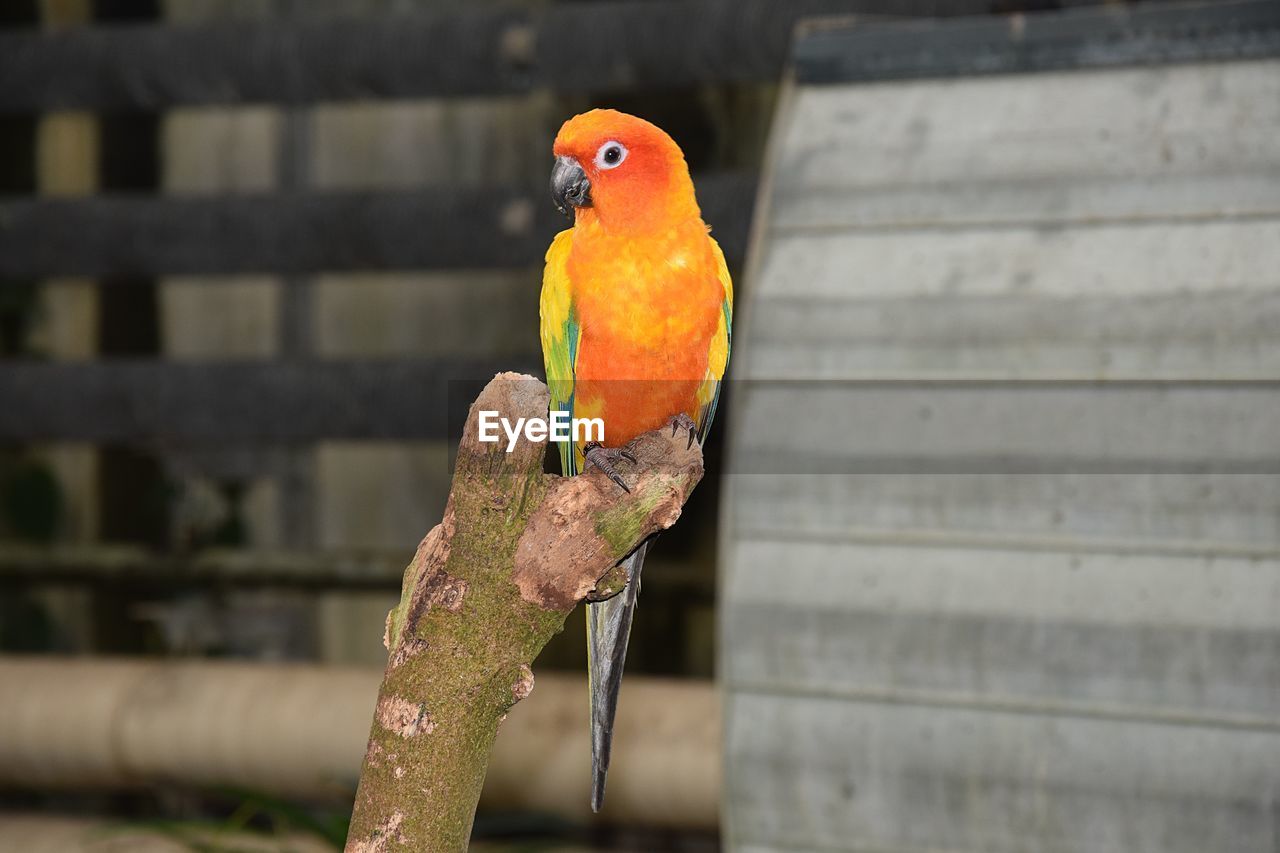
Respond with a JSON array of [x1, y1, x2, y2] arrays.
[[594, 140, 628, 170]]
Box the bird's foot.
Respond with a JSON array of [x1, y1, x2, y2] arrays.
[[668, 412, 698, 450], [583, 442, 636, 493]]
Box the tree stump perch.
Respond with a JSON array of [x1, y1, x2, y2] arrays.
[[345, 373, 704, 852]]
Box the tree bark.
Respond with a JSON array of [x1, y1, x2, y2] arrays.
[[344, 373, 704, 852]]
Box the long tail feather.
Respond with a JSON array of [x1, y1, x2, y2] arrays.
[[586, 540, 648, 812]]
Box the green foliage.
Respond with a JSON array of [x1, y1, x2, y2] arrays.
[[94, 787, 350, 852], [2, 456, 64, 542], [0, 593, 55, 652], [215, 787, 350, 849], [0, 280, 39, 356]]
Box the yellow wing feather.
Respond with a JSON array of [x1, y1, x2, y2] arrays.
[[695, 236, 733, 436]]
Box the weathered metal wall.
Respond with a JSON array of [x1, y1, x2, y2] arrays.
[[721, 6, 1280, 850]]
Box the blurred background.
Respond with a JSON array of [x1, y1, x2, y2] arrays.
[[1, 0, 1277, 851]]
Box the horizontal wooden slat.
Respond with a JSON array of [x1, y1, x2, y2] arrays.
[[773, 59, 1280, 216], [741, 290, 1280, 380], [0, 175, 756, 277], [771, 173, 1280, 231], [0, 359, 538, 443], [729, 473, 1280, 549], [726, 694, 1280, 852], [0, 543, 406, 588], [794, 0, 1280, 84], [732, 382, 1280, 473], [727, 539, 1280, 636], [0, 0, 990, 113], [724, 539, 1280, 718], [750, 220, 1280, 304], [0, 542, 711, 595]]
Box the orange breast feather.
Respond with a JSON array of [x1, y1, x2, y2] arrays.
[[567, 220, 724, 447]]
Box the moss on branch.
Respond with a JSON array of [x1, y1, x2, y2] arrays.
[[347, 373, 703, 852]]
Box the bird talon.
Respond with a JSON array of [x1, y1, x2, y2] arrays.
[[583, 442, 633, 493], [666, 413, 698, 450]]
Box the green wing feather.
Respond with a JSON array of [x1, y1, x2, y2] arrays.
[[540, 229, 580, 476]]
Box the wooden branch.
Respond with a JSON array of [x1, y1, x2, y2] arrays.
[[345, 373, 703, 852]]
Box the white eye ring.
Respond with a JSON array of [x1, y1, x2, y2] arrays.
[[594, 141, 628, 170]]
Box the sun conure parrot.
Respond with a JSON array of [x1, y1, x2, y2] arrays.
[[541, 109, 733, 812]]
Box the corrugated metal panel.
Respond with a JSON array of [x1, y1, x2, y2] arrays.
[[720, 6, 1280, 852]]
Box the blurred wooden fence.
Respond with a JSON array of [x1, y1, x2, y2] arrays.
[[8, 0, 1242, 651], [0, 0, 1021, 453], [0, 0, 1004, 286], [0, 0, 1017, 668]]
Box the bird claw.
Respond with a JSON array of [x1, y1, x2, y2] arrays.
[[584, 442, 635, 492], [668, 413, 698, 450]]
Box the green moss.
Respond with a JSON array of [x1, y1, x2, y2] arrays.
[[593, 475, 673, 557], [385, 556, 425, 654]]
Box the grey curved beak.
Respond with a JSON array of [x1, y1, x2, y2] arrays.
[[551, 156, 591, 218]]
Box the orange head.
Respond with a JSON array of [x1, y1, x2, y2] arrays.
[[551, 109, 699, 233]]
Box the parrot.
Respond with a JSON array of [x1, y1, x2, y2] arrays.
[[540, 109, 733, 812]]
